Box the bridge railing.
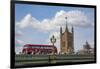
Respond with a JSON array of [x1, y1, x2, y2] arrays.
[[15, 54, 95, 67]]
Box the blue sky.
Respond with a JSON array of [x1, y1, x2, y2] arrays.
[[15, 4, 95, 54]]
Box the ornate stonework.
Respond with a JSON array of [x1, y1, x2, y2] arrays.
[[60, 24, 74, 54]]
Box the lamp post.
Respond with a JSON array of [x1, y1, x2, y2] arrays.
[[50, 35, 56, 64], [50, 35, 56, 46]]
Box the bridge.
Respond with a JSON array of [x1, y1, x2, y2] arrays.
[[15, 54, 95, 68]]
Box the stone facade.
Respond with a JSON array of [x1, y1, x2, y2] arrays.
[[77, 41, 94, 55], [60, 24, 74, 54]]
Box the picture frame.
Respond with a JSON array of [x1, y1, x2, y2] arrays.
[[10, 0, 96, 68]]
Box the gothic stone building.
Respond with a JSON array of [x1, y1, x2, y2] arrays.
[[60, 24, 74, 54]]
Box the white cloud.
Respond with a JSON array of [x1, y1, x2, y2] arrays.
[[15, 39, 25, 45], [15, 30, 23, 37], [16, 10, 93, 32], [49, 32, 60, 40], [66, 10, 92, 27], [16, 14, 40, 28]]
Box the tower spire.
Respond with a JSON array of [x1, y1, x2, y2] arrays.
[[60, 26, 62, 34], [65, 16, 68, 32], [72, 26, 74, 33], [65, 23, 68, 32]]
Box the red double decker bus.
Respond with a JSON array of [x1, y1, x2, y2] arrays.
[[22, 44, 57, 55]]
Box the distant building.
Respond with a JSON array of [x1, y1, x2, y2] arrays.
[[60, 23, 74, 54], [77, 41, 94, 55], [83, 41, 91, 50]]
